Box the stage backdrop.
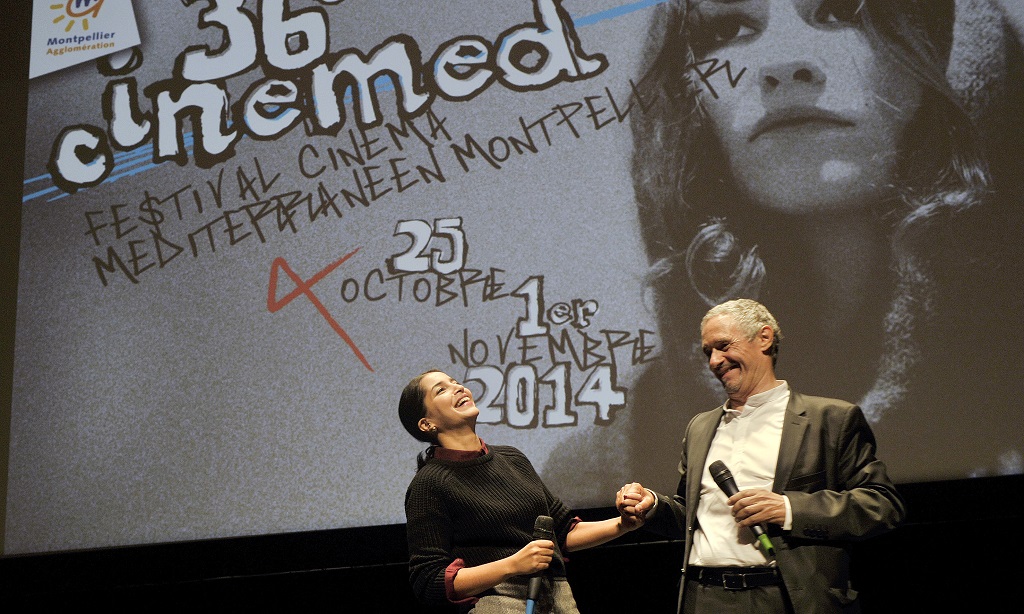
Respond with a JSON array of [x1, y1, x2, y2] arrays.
[[5, 0, 1023, 555]]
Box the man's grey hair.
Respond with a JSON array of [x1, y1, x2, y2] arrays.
[[701, 298, 783, 364]]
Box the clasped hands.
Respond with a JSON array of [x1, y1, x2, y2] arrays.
[[616, 482, 788, 529], [616, 482, 652, 528]]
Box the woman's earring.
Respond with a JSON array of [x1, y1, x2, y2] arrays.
[[429, 425, 438, 433]]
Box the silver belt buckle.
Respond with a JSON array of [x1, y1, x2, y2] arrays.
[[721, 572, 747, 590]]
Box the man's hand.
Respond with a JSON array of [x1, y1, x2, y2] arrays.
[[727, 488, 786, 528], [617, 482, 653, 527]]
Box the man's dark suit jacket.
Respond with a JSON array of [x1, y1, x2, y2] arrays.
[[642, 390, 906, 614]]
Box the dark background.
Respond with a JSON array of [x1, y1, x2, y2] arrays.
[[1, 476, 1020, 611]]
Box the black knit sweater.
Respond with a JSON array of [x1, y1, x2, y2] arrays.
[[404, 444, 574, 607]]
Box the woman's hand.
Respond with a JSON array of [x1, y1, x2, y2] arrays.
[[452, 539, 554, 597], [507, 539, 554, 575]]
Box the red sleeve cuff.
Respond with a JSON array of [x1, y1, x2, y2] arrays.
[[568, 516, 582, 532], [444, 558, 479, 605]]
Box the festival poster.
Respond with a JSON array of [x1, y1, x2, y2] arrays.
[[11, 0, 660, 554], [7, 0, 1024, 555]]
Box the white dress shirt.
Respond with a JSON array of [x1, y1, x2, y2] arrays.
[[688, 380, 791, 567]]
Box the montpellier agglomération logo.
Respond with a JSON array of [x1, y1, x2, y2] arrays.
[[30, 0, 139, 87], [43, 0, 117, 60], [50, 0, 105, 33]]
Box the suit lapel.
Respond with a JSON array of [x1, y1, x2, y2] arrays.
[[686, 407, 724, 522], [774, 391, 809, 493]]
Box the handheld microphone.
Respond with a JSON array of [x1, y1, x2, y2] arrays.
[[708, 460, 775, 555], [526, 515, 556, 614]]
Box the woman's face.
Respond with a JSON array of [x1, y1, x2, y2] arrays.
[[689, 0, 924, 214], [418, 371, 479, 434]]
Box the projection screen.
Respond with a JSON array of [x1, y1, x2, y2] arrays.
[[4, 0, 1023, 555]]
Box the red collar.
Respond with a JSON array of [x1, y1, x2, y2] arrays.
[[434, 439, 488, 461]]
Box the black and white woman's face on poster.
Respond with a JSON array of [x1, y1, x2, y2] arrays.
[[614, 0, 1024, 497], [691, 0, 924, 213]]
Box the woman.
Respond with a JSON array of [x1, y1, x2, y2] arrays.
[[401, 369, 641, 612], [627, 0, 1024, 481]]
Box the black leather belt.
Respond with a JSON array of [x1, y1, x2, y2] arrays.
[[685, 566, 782, 590]]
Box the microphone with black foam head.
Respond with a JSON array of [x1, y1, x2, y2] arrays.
[[526, 515, 558, 614], [708, 460, 776, 555]]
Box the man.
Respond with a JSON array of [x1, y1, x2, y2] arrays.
[[617, 299, 905, 614]]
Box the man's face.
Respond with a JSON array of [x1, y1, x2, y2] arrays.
[[701, 314, 775, 402]]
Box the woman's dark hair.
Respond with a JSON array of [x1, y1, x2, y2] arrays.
[[633, 0, 979, 303], [630, 0, 990, 420], [399, 369, 442, 468]]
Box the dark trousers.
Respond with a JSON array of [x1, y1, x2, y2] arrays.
[[682, 578, 795, 614]]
